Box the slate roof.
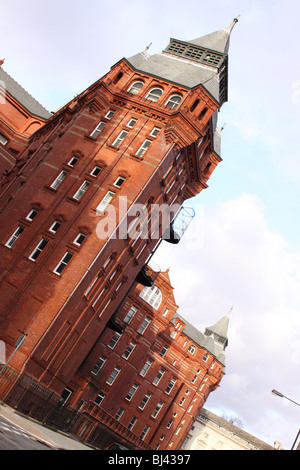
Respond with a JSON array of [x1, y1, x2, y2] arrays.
[[0, 67, 51, 120]]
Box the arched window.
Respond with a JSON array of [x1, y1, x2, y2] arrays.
[[166, 94, 182, 109], [139, 285, 162, 310], [146, 88, 163, 102], [128, 81, 144, 94]]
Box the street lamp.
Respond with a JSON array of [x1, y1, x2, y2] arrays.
[[271, 389, 300, 450]]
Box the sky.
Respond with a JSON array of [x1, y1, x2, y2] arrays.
[[1, 0, 300, 450]]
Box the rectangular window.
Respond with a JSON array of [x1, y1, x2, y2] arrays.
[[95, 393, 105, 405], [153, 368, 165, 386], [85, 275, 100, 297], [140, 359, 153, 377], [91, 287, 106, 308], [106, 366, 121, 385], [127, 416, 138, 431], [140, 425, 150, 441], [53, 251, 73, 275], [105, 110, 115, 119], [150, 127, 160, 137], [112, 130, 128, 147], [115, 408, 125, 421], [135, 139, 151, 157], [160, 345, 169, 357], [90, 121, 106, 138], [127, 118, 137, 128], [5, 226, 25, 248], [90, 166, 102, 177], [126, 383, 138, 401], [113, 176, 125, 188], [0, 133, 8, 146], [139, 393, 151, 410], [137, 316, 151, 335], [73, 180, 91, 201], [96, 191, 115, 213], [165, 378, 177, 394], [68, 156, 78, 167], [28, 238, 48, 261], [151, 401, 164, 418], [73, 233, 86, 246], [123, 305, 138, 324], [91, 356, 106, 375], [50, 170, 68, 190], [26, 209, 38, 221], [107, 332, 121, 349], [49, 220, 61, 233], [122, 342, 136, 360]]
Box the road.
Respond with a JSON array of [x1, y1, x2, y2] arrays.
[[0, 416, 52, 450]]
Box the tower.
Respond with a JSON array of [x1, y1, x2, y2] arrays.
[[0, 19, 237, 402]]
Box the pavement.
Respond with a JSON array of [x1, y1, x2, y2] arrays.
[[0, 403, 93, 450]]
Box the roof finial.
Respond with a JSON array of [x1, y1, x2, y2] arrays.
[[141, 43, 152, 59], [224, 15, 240, 34], [0, 58, 5, 67]]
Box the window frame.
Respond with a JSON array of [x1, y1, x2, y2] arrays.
[[96, 190, 115, 214], [5, 226, 25, 248], [146, 87, 163, 102], [127, 81, 144, 95], [72, 180, 91, 201], [53, 251, 73, 275], [90, 121, 106, 138], [50, 170, 68, 190], [28, 238, 48, 262], [166, 94, 182, 109]]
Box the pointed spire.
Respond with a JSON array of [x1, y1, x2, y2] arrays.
[[204, 307, 232, 350], [188, 16, 239, 54], [223, 15, 241, 34]]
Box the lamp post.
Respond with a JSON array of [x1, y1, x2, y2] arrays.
[[271, 389, 300, 450]]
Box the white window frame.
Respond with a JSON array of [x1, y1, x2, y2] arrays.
[[151, 401, 164, 418], [28, 238, 48, 261], [0, 132, 9, 146], [49, 220, 61, 233], [127, 118, 137, 128], [107, 332, 121, 349], [67, 156, 78, 167], [146, 87, 163, 102], [135, 139, 151, 158], [126, 383, 139, 401], [53, 251, 73, 275], [90, 121, 106, 138], [96, 191, 115, 213], [105, 110, 115, 119], [122, 341, 136, 360], [106, 366, 121, 385], [113, 176, 125, 188], [91, 356, 106, 375], [90, 166, 102, 177], [123, 305, 138, 324], [73, 180, 91, 201], [127, 81, 144, 94], [26, 209, 38, 221], [166, 94, 182, 109], [73, 233, 86, 246], [137, 316, 151, 335], [50, 170, 68, 190], [153, 368, 165, 386], [5, 226, 25, 248], [140, 359, 153, 377], [150, 127, 160, 137], [165, 378, 177, 395], [112, 130, 128, 148], [139, 285, 162, 310]]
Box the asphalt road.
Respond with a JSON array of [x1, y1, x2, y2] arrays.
[[0, 416, 52, 450]]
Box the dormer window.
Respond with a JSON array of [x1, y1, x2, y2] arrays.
[[146, 88, 163, 102], [128, 81, 144, 94], [166, 94, 182, 109]]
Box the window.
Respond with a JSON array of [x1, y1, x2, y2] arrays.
[[146, 88, 163, 102], [139, 393, 151, 410], [127, 416, 138, 431], [140, 425, 150, 441], [165, 378, 177, 394], [115, 408, 125, 421], [122, 342, 136, 360], [113, 176, 125, 188], [179, 397, 186, 406], [153, 369, 165, 386], [105, 110, 115, 119], [91, 356, 106, 375], [28, 238, 48, 261], [68, 156, 78, 167], [53, 251, 73, 275], [73, 233, 86, 246], [135, 139, 152, 158], [203, 353, 209, 362], [128, 81, 144, 94], [73, 180, 91, 201], [166, 94, 182, 109], [150, 127, 160, 137], [0, 133, 8, 146], [95, 393, 105, 405], [160, 345, 169, 357], [112, 130, 128, 148], [137, 316, 151, 335], [162, 308, 169, 317], [127, 118, 137, 128], [96, 191, 115, 213], [151, 401, 164, 418], [188, 345, 196, 354], [126, 383, 138, 401], [106, 366, 121, 385], [140, 359, 153, 377], [90, 166, 102, 177], [5, 226, 25, 248], [123, 305, 137, 324], [50, 170, 68, 190], [107, 332, 121, 349], [170, 330, 177, 339], [26, 209, 38, 221], [91, 287, 105, 308], [139, 285, 162, 310], [49, 220, 61, 233], [90, 121, 106, 138]]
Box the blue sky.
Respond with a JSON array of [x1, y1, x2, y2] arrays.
[[1, 0, 300, 449]]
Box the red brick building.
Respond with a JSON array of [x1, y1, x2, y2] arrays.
[[75, 269, 229, 450], [0, 18, 237, 448]]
